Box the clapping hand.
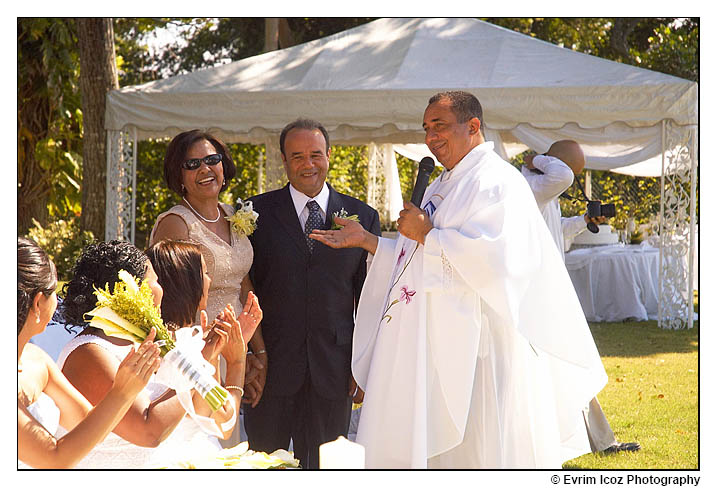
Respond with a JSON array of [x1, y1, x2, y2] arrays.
[[236, 292, 262, 344], [215, 305, 247, 366], [201, 310, 230, 365], [113, 327, 161, 398], [231, 292, 268, 407]]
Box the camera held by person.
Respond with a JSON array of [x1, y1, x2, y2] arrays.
[[585, 201, 616, 233]]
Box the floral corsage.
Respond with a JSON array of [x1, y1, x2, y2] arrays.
[[227, 197, 259, 236], [331, 207, 360, 230]]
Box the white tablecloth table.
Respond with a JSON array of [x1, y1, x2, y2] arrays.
[[565, 243, 660, 322]]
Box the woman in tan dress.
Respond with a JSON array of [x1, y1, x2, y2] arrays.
[[150, 131, 267, 431]]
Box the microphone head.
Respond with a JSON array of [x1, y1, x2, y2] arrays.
[[418, 156, 435, 173]]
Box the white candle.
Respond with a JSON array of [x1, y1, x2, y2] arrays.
[[319, 436, 365, 469]]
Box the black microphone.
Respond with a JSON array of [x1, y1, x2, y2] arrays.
[[410, 157, 435, 207]]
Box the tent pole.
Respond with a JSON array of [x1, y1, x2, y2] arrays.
[[105, 130, 115, 241], [658, 120, 666, 328], [367, 143, 377, 211], [258, 144, 265, 195], [130, 127, 137, 244]]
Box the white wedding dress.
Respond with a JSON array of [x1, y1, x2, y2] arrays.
[[57, 334, 222, 469], [18, 392, 62, 469]]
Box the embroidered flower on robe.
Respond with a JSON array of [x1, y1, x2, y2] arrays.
[[382, 243, 420, 325], [396, 246, 406, 267], [399, 285, 416, 304]]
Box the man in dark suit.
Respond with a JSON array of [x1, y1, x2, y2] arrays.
[[244, 118, 381, 469]]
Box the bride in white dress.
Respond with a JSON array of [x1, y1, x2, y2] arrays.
[[57, 240, 262, 468], [17, 237, 160, 469]]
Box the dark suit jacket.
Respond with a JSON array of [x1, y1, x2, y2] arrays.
[[248, 184, 381, 400]]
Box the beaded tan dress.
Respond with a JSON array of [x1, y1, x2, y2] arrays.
[[150, 203, 253, 322]]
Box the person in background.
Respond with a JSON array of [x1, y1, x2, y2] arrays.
[[521, 139, 641, 454], [18, 237, 160, 469], [522, 139, 605, 257]]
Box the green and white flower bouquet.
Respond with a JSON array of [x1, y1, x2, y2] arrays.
[[86, 270, 230, 411]]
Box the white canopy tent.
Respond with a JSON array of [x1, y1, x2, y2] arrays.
[[105, 17, 697, 328]]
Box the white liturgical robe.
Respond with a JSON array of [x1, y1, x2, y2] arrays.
[[352, 142, 607, 469]]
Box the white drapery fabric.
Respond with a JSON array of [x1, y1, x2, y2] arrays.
[[367, 143, 404, 222]]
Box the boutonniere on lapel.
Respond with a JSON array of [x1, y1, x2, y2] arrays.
[[227, 197, 259, 236], [331, 207, 360, 230]]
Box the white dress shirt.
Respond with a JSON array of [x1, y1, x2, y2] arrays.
[[289, 183, 330, 229]]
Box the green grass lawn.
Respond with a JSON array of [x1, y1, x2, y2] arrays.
[[563, 319, 698, 469]]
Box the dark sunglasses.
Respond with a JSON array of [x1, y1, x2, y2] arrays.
[[182, 153, 223, 170]]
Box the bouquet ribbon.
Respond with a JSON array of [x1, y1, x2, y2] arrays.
[[154, 326, 236, 437]]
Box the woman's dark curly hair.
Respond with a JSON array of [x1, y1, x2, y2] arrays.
[[62, 240, 148, 327], [145, 239, 204, 329], [18, 237, 57, 335]]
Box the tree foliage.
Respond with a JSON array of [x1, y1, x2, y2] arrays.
[[18, 18, 84, 234], [28, 217, 94, 281], [559, 171, 663, 230]]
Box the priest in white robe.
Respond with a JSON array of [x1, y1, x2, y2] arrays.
[[310, 91, 608, 469]]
